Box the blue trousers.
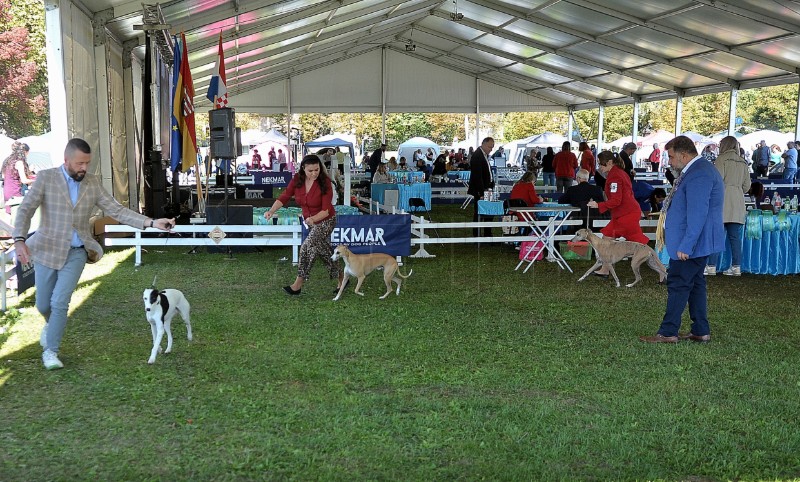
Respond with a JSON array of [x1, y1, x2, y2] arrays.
[[658, 256, 710, 337], [542, 172, 556, 186], [36, 247, 88, 353], [707, 222, 744, 267]]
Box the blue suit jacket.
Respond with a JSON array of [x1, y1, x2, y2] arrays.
[[665, 158, 725, 260]]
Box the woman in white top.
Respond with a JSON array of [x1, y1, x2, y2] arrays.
[[372, 162, 391, 184]]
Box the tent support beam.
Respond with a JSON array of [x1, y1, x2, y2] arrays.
[[795, 82, 800, 142], [597, 103, 605, 149], [632, 97, 640, 165], [381, 47, 386, 143], [675, 90, 684, 136], [728, 85, 739, 135]]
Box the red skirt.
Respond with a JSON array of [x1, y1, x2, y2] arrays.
[[600, 210, 649, 244]]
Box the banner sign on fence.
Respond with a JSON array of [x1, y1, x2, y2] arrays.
[[302, 214, 411, 256], [252, 171, 293, 187]]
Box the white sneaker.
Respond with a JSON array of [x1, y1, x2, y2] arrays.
[[723, 266, 741, 276], [703, 266, 716, 276], [42, 349, 63, 370], [40, 323, 48, 348]]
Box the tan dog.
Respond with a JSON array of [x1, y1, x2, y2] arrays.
[[330, 244, 412, 301], [574, 228, 667, 288]]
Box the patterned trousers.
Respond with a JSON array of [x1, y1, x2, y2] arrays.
[[298, 216, 340, 281]]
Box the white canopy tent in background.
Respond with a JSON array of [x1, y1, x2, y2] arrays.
[[526, 132, 570, 149], [503, 134, 539, 167], [304, 134, 357, 206], [737, 130, 795, 150], [397, 137, 439, 166], [17, 132, 64, 173], [247, 128, 291, 170]]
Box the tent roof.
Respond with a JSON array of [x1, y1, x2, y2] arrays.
[[85, 0, 800, 113], [398, 137, 438, 148]]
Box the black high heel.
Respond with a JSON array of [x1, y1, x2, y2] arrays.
[[333, 279, 350, 295], [283, 286, 301, 295]]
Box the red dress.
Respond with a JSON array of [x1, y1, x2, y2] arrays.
[[597, 166, 648, 244], [278, 176, 335, 222]]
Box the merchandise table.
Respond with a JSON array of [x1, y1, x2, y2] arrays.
[[397, 183, 432, 211], [390, 171, 425, 183], [477, 200, 505, 216], [447, 171, 471, 181], [510, 205, 580, 273], [370, 183, 432, 212], [708, 212, 800, 275]]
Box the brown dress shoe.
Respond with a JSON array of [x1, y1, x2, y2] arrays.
[[678, 333, 711, 343], [639, 334, 679, 344]]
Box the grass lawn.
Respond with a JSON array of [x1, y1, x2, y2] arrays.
[[1, 205, 799, 480]]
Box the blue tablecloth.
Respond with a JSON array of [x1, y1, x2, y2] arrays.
[[370, 183, 397, 205], [447, 171, 471, 181], [478, 200, 505, 216], [390, 171, 424, 183], [398, 183, 432, 212], [710, 213, 800, 275]]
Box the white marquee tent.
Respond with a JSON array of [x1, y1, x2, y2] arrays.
[[397, 137, 440, 166]]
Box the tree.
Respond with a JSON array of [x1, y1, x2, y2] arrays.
[[0, 0, 48, 137], [738, 84, 798, 133]]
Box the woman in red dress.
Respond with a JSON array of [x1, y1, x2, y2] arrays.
[[509, 171, 541, 207], [264, 155, 343, 295], [587, 151, 649, 276]]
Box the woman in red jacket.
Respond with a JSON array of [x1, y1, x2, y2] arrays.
[[553, 141, 578, 193], [587, 151, 649, 273], [578, 141, 595, 178], [509, 171, 541, 207], [265, 155, 343, 295]]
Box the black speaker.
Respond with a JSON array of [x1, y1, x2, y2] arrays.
[[209, 108, 236, 159], [235, 127, 243, 157], [143, 150, 167, 218], [206, 204, 254, 253]]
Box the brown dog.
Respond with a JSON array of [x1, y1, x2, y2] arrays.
[[330, 244, 412, 301], [574, 228, 667, 288]]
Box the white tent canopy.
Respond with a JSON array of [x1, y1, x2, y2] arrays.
[[738, 130, 794, 150], [504, 134, 540, 167], [526, 132, 570, 149], [17, 132, 64, 173], [397, 137, 439, 166]]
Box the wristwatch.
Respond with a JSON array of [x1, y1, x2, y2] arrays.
[[149, 219, 154, 228]]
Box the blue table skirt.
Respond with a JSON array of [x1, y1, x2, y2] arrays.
[[370, 183, 396, 205], [390, 171, 424, 183], [661, 214, 800, 275], [478, 200, 505, 216], [398, 183, 432, 212], [447, 171, 471, 181]]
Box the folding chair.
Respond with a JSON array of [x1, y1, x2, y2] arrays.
[[409, 197, 441, 240]]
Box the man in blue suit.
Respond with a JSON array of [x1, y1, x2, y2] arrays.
[[641, 136, 724, 344]]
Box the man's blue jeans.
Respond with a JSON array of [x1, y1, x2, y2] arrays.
[[36, 247, 88, 353], [783, 168, 797, 182], [542, 172, 556, 186], [707, 223, 744, 267]]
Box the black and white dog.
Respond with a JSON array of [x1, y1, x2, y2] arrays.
[[142, 286, 193, 364]]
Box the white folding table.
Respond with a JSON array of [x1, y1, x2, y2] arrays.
[[510, 205, 580, 273]]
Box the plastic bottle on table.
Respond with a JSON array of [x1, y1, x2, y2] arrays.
[[792, 195, 798, 212], [773, 191, 782, 211]]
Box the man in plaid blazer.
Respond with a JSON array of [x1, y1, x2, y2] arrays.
[[13, 138, 175, 370]]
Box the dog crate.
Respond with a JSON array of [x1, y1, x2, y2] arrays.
[[559, 240, 592, 261]]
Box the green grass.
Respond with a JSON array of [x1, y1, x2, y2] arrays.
[[1, 206, 799, 480]]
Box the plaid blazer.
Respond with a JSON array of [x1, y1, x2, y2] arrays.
[[13, 166, 148, 270]]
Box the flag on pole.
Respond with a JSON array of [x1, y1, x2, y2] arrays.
[[171, 32, 198, 172], [207, 32, 228, 108], [169, 36, 182, 171]]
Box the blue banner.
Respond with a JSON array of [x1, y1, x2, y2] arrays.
[[252, 171, 293, 187], [302, 214, 412, 256]]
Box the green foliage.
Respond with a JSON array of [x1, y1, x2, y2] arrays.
[[739, 85, 799, 132], [0, 0, 49, 136]]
